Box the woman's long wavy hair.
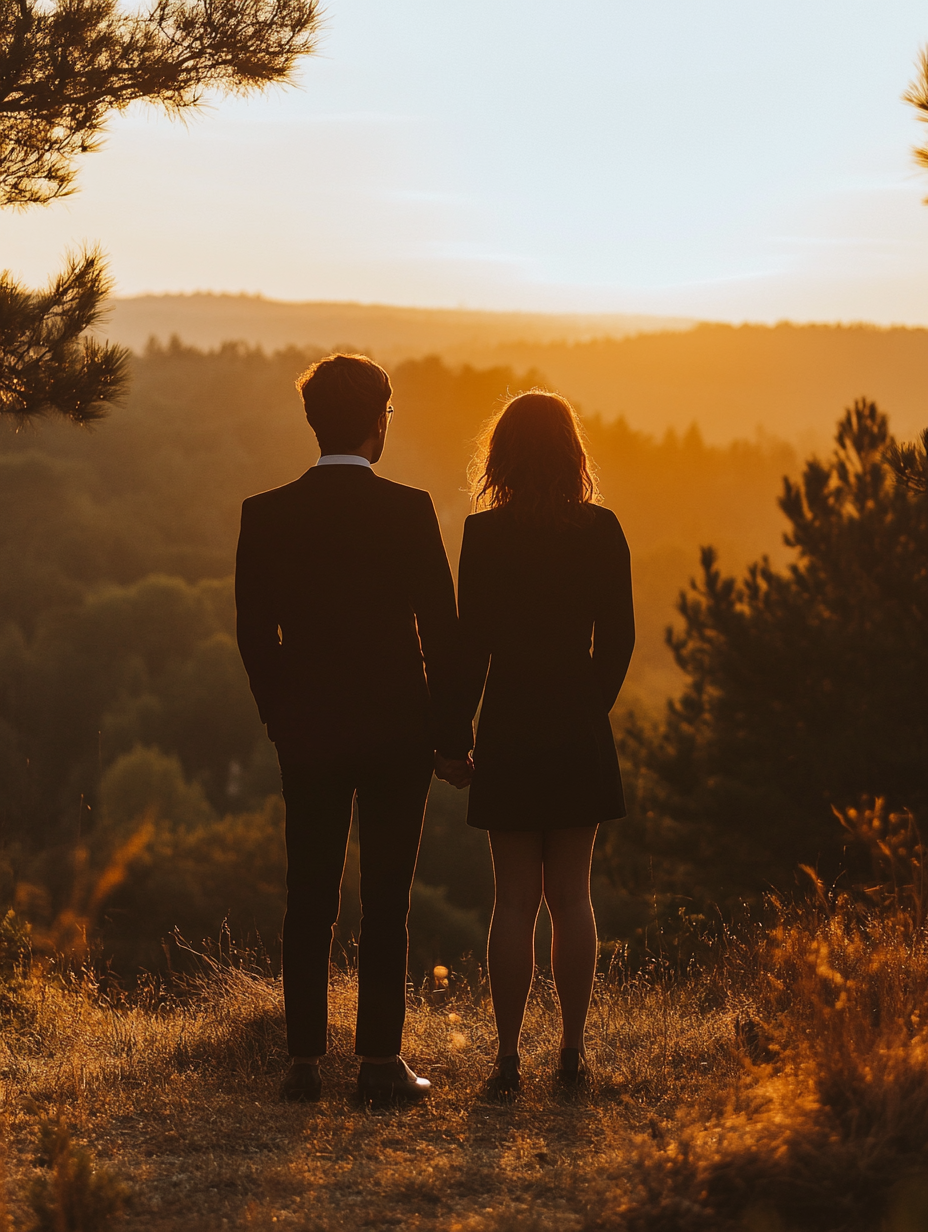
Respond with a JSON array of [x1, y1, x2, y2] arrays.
[[470, 389, 599, 524]]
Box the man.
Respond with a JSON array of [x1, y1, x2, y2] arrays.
[[235, 353, 472, 1104]]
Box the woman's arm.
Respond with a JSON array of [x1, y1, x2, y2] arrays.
[[457, 514, 493, 728], [591, 511, 635, 711]]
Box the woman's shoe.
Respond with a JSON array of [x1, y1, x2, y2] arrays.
[[557, 1048, 589, 1087], [486, 1054, 521, 1102]]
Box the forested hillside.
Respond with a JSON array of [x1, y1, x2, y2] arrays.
[[104, 298, 928, 444], [0, 340, 804, 969], [2, 339, 799, 709], [7, 336, 922, 973], [486, 323, 928, 444]]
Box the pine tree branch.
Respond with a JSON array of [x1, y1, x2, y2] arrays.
[[0, 0, 322, 421], [0, 247, 129, 422], [0, 0, 323, 206], [904, 46, 928, 180], [886, 429, 928, 496]]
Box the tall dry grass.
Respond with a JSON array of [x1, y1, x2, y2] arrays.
[[603, 802, 928, 1232], [1, 801, 926, 1230]]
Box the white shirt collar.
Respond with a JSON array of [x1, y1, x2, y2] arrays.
[[315, 454, 372, 468]]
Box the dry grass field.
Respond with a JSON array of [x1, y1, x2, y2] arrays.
[[3, 804, 928, 1232]]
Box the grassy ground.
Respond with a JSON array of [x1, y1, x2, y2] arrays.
[[0, 954, 744, 1232], [4, 805, 928, 1231]]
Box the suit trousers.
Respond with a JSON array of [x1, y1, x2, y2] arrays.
[[277, 741, 434, 1057]]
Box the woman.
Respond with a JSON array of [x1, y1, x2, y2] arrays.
[[458, 390, 634, 1099]]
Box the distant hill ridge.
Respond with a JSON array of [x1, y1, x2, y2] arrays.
[[103, 295, 928, 445], [492, 322, 928, 445], [105, 293, 693, 357]]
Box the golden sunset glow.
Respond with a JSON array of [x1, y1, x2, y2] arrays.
[[2, 3, 928, 1226], [1, 0, 927, 323]]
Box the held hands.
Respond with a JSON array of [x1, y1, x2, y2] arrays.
[[434, 751, 473, 790]]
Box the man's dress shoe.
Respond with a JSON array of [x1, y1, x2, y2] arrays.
[[357, 1056, 431, 1105], [281, 1061, 322, 1102]]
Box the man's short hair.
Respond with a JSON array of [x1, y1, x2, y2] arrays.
[[297, 354, 392, 453]]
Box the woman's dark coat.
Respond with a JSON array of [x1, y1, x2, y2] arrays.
[[458, 503, 635, 831]]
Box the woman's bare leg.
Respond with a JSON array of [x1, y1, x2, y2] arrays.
[[542, 826, 599, 1052], [487, 830, 544, 1058]]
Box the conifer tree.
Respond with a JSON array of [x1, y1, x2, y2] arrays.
[[623, 402, 928, 899], [0, 0, 321, 422]]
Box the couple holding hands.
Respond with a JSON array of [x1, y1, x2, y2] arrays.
[[235, 353, 634, 1105]]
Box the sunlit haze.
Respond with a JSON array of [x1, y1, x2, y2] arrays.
[[2, 0, 928, 322]]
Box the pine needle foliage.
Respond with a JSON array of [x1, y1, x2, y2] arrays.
[[624, 401, 928, 900], [887, 426, 928, 497], [904, 46, 928, 182], [0, 0, 323, 208], [0, 0, 322, 421], [0, 248, 128, 423]]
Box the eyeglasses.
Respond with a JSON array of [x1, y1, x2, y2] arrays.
[[386, 404, 394, 417]]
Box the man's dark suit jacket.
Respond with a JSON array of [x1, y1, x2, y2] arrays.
[[235, 464, 472, 759]]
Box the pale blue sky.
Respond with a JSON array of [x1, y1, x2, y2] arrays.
[[2, 0, 928, 321]]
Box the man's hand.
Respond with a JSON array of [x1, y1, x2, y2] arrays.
[[434, 752, 473, 789]]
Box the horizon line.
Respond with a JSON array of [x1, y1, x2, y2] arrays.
[[108, 292, 928, 332]]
